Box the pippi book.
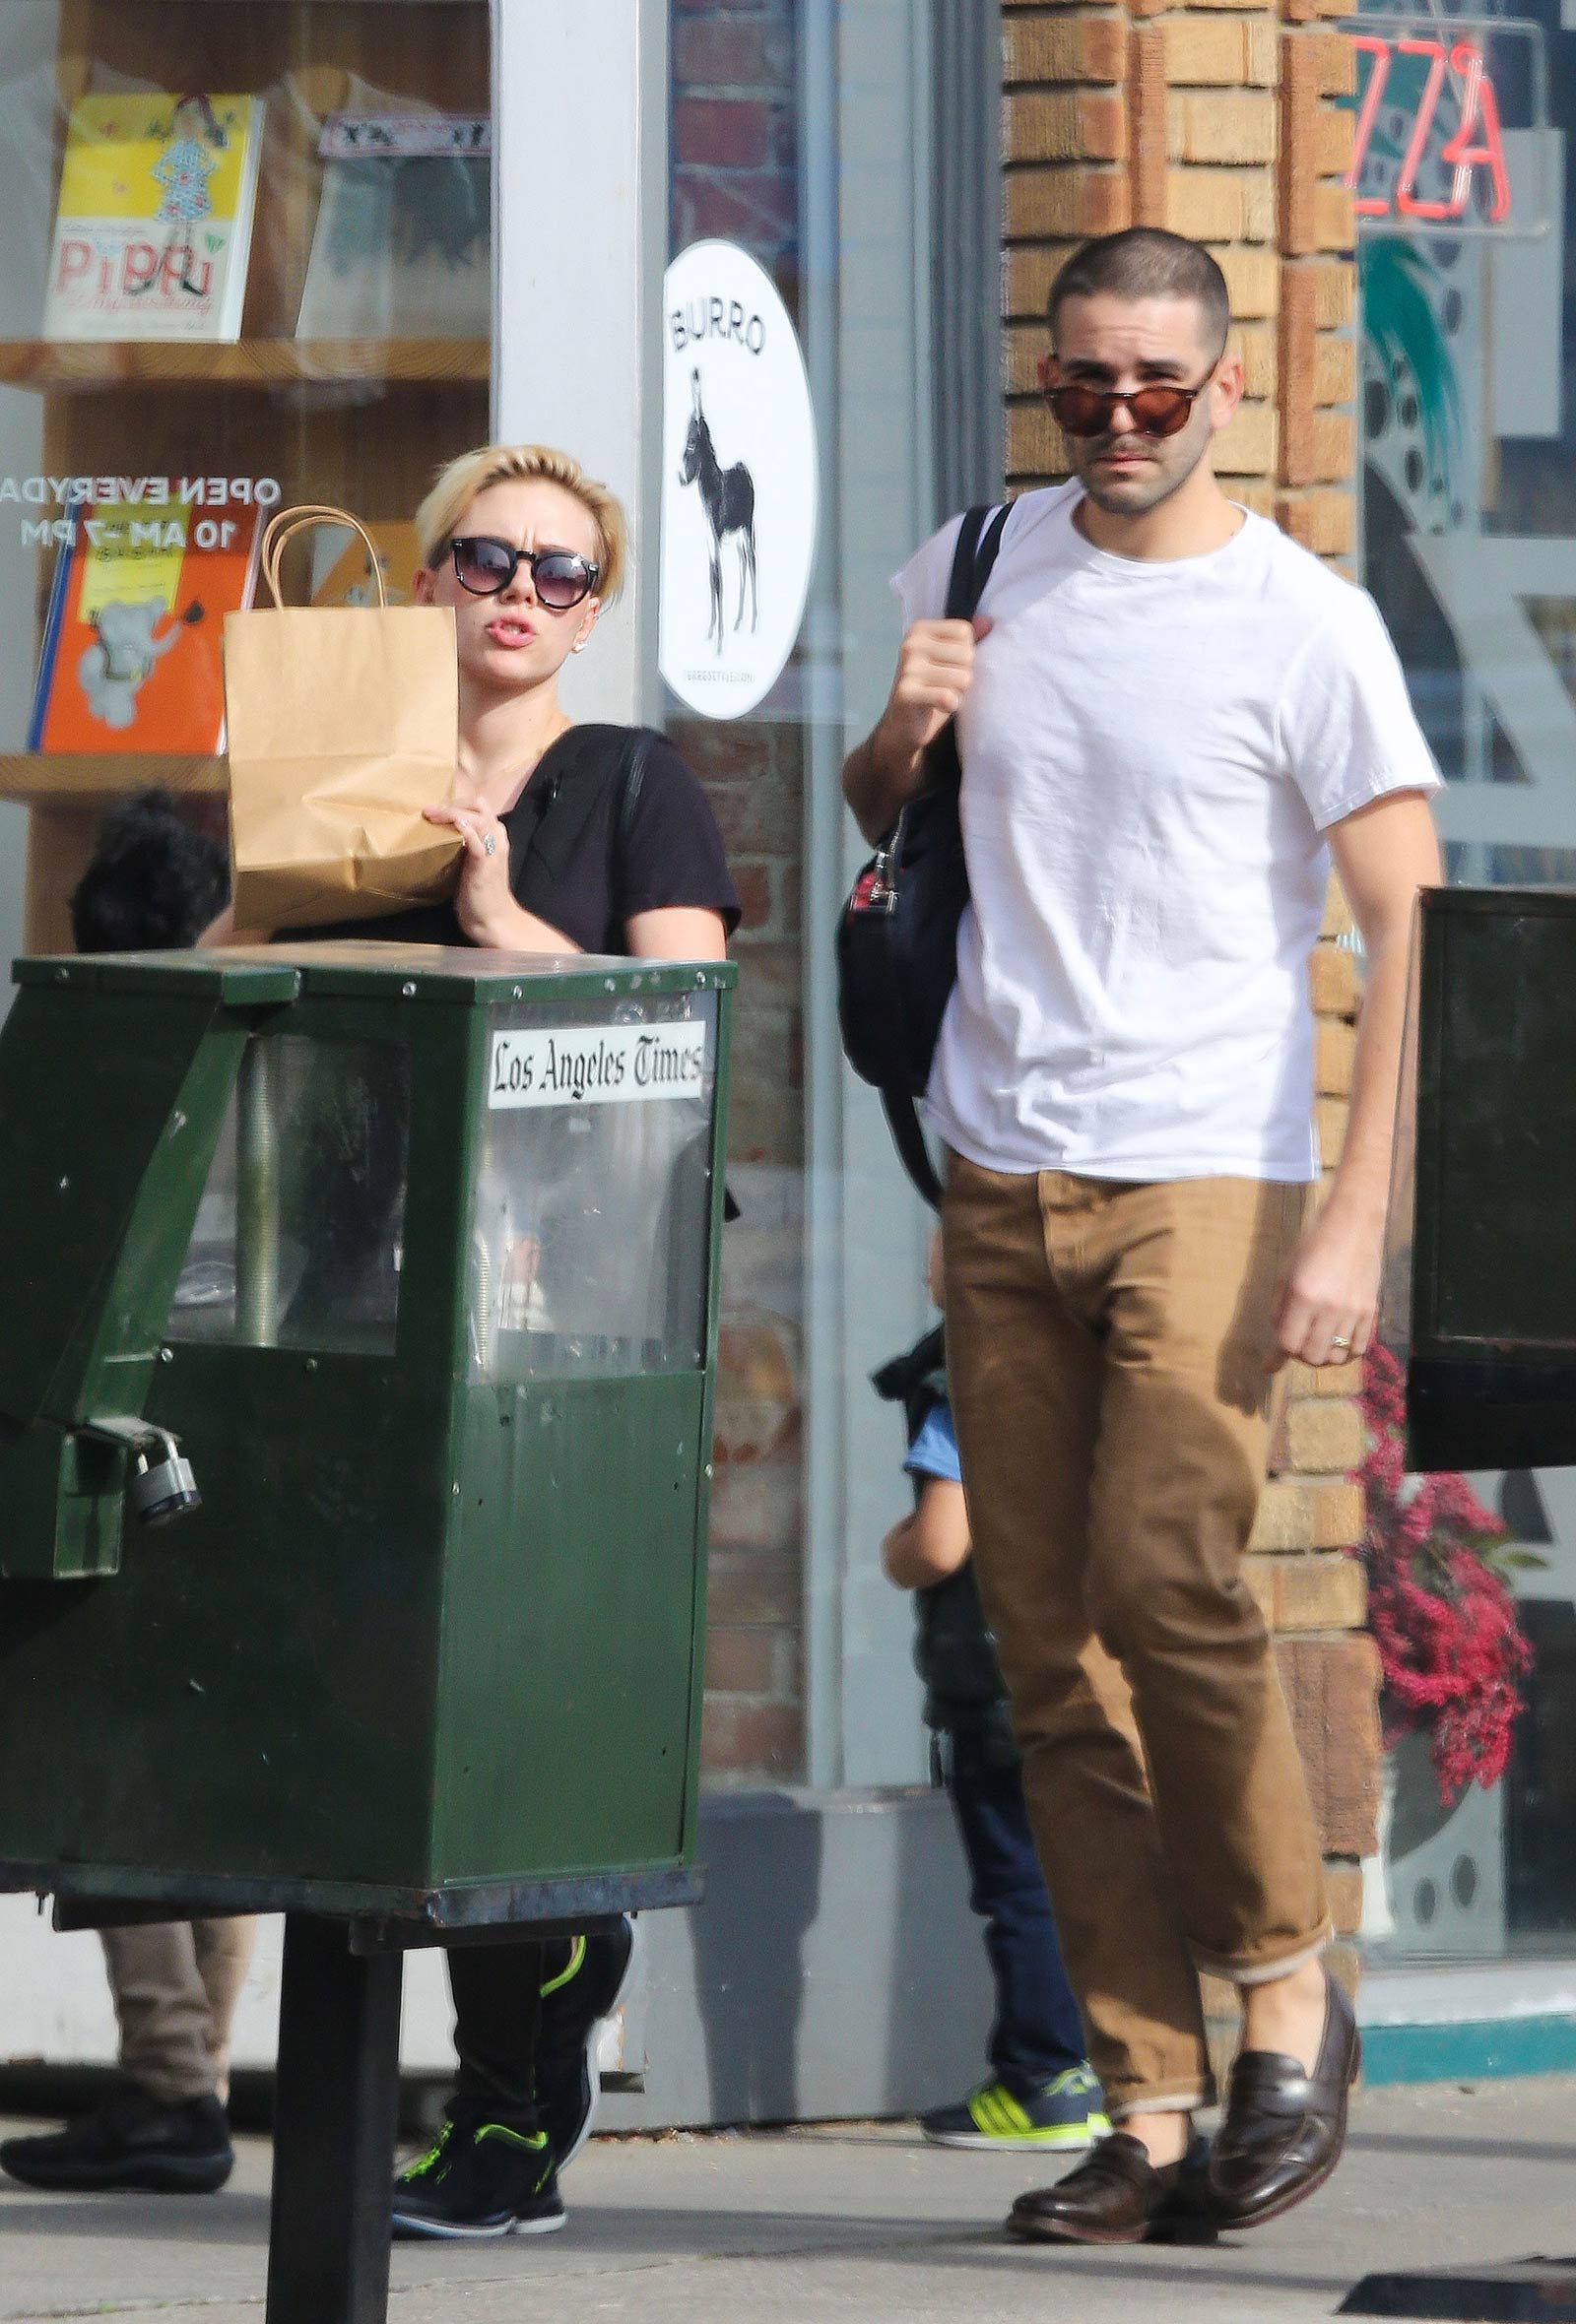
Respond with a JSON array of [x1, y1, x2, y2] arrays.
[[29, 492, 264, 753], [43, 91, 265, 342]]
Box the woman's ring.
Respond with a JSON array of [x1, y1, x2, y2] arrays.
[[1331, 1334, 1351, 1352], [481, 830, 497, 857]]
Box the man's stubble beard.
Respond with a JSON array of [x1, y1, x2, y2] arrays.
[[1072, 416, 1211, 518]]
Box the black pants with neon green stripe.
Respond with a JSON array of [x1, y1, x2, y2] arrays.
[[446, 1931, 607, 2122], [446, 1940, 549, 2123]]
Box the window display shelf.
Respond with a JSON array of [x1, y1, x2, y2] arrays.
[[0, 341, 490, 394], [0, 755, 226, 808], [0, 0, 493, 952]]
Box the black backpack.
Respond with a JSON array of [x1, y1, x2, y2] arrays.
[[835, 503, 1009, 1206]]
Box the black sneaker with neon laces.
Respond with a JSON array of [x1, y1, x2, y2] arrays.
[[391, 2107, 564, 2240], [537, 1915, 636, 2172]]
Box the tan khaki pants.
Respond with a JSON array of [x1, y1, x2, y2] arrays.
[[99, 1919, 257, 2105], [942, 1156, 1330, 2116]]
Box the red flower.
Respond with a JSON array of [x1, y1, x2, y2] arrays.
[[1354, 1343, 1533, 1808]]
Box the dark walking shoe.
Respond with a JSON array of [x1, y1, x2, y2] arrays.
[[391, 2108, 563, 2240], [922, 2066, 1110, 2153], [537, 1915, 636, 2171], [1209, 1966, 1360, 2229], [0, 2087, 233, 2194], [1007, 2130, 1185, 2245], [1144, 2133, 1220, 2245]]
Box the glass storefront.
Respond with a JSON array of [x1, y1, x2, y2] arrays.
[[665, 0, 948, 1790], [1356, 0, 1576, 1961], [11, 0, 1554, 2010], [0, 0, 952, 1803]]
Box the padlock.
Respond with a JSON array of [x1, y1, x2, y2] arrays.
[[127, 1435, 202, 1527]]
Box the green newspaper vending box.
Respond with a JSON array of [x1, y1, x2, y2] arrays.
[[0, 941, 734, 2322]]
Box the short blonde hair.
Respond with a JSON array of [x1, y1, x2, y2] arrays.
[[415, 444, 628, 604]]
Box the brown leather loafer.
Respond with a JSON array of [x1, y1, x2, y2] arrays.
[[1007, 2132, 1184, 2246], [1209, 1967, 1360, 2228], [1147, 2132, 1220, 2245]]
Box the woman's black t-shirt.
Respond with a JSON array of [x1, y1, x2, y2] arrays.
[[295, 724, 740, 952]]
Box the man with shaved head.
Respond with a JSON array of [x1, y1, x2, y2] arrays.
[[844, 228, 1441, 2245]]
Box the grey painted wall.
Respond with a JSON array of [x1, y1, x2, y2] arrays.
[[598, 1786, 996, 2131]]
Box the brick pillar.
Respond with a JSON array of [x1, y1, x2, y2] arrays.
[[1001, 0, 1376, 2051], [1277, 0, 1359, 556]]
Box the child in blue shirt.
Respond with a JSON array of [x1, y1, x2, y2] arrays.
[[875, 1238, 1108, 2153]]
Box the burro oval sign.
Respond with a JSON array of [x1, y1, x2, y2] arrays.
[[660, 239, 820, 722]]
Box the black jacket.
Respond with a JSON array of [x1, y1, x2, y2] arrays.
[[872, 1324, 1018, 1762]]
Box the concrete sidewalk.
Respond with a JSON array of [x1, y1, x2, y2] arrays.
[[3, 2074, 1573, 2324]]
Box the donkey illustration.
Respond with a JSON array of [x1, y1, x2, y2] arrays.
[[678, 369, 758, 654]]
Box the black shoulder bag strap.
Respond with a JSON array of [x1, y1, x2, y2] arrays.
[[927, 502, 1009, 796], [616, 725, 655, 867], [884, 1085, 948, 1209], [882, 500, 1010, 1210]]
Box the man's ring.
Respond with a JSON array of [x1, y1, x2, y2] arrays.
[[481, 830, 497, 857]]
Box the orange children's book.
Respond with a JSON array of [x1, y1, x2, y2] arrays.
[[29, 490, 264, 753], [307, 517, 425, 608]]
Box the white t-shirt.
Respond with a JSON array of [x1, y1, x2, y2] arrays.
[[891, 482, 1442, 1183]]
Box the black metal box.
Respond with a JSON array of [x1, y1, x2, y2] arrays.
[[1395, 885, 1576, 1470]]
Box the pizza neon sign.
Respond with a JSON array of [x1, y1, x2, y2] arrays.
[[1343, 17, 1546, 236]]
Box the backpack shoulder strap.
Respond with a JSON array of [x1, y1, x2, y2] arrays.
[[925, 503, 1008, 815], [882, 503, 1009, 1209], [883, 1088, 943, 1210], [944, 502, 1011, 622]]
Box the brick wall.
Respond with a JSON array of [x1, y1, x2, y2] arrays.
[[1000, 0, 1378, 2028], [1004, 0, 1356, 557], [672, 0, 807, 1786]]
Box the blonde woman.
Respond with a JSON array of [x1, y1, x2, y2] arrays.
[[211, 448, 738, 2235], [209, 442, 737, 963], [406, 443, 736, 960], [379, 449, 734, 2241]]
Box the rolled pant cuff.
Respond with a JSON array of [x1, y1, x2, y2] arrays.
[[1107, 2085, 1212, 2121], [1192, 1925, 1332, 1987]]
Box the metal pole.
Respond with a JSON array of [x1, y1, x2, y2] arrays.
[[492, 0, 669, 724], [265, 1915, 404, 2324]]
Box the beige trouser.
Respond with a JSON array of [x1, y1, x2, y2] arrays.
[[943, 1155, 1331, 2117], [98, 1920, 257, 2105]]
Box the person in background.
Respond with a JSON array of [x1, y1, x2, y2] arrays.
[[875, 1232, 1108, 2158], [0, 792, 251, 2199], [67, 786, 230, 954]]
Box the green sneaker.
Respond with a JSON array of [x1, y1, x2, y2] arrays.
[[391, 2106, 564, 2240], [921, 2066, 1111, 2153]]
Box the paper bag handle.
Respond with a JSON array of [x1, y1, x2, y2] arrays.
[[259, 503, 392, 610]]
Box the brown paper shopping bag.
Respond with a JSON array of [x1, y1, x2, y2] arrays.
[[225, 504, 462, 931]]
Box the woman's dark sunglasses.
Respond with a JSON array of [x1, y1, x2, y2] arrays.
[[448, 536, 600, 610], [1043, 365, 1218, 442]]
